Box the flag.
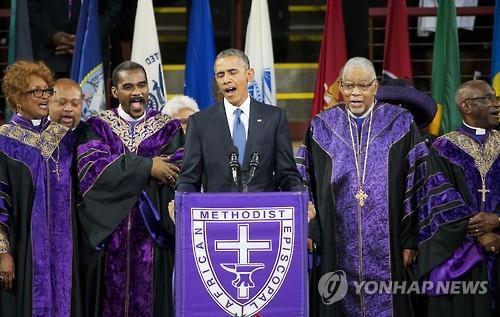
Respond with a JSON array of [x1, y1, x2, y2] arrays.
[[310, 0, 347, 117], [491, 0, 500, 96], [131, 0, 166, 110], [427, 0, 462, 135], [8, 0, 33, 63], [184, 0, 216, 109], [417, 0, 478, 37], [244, 0, 276, 106], [382, 0, 412, 81], [7, 0, 33, 121], [70, 0, 105, 118]]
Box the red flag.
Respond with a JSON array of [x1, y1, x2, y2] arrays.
[[310, 0, 347, 118], [383, 0, 412, 80]]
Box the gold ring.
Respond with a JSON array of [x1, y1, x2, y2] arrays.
[[0, 275, 3, 281]]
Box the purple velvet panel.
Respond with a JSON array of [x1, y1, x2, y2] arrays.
[[103, 206, 153, 317], [0, 180, 11, 225], [311, 103, 412, 316], [426, 240, 485, 295], [46, 134, 74, 317], [166, 148, 184, 164], [77, 139, 122, 195], [417, 173, 472, 244], [433, 135, 499, 213], [0, 125, 73, 317], [137, 111, 181, 158]]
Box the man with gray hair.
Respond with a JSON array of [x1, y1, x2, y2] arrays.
[[162, 95, 200, 133], [297, 57, 427, 316]]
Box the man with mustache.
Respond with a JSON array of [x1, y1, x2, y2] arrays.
[[414, 80, 500, 317], [76, 61, 183, 317]]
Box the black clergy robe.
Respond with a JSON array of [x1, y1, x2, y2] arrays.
[[76, 108, 183, 317], [0, 114, 77, 317], [296, 103, 425, 317], [413, 127, 500, 317]]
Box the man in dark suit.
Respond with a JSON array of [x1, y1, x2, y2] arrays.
[[28, 0, 122, 77], [177, 48, 303, 193]]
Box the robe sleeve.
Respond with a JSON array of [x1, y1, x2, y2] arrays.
[[411, 137, 474, 279], [76, 126, 153, 248]]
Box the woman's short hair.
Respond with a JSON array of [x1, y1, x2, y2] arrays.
[[2, 60, 54, 109]]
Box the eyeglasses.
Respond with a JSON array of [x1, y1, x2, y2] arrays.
[[24, 88, 55, 98], [340, 79, 377, 92], [463, 93, 498, 104]]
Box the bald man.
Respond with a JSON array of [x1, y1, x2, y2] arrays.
[[415, 80, 500, 317], [49, 78, 83, 129]]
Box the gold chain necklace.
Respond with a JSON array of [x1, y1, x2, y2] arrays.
[[347, 107, 374, 207]]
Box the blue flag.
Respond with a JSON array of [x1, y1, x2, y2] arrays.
[[71, 0, 105, 118], [492, 0, 500, 96], [184, 0, 216, 109]]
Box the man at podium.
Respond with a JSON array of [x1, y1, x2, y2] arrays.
[[177, 48, 303, 193]]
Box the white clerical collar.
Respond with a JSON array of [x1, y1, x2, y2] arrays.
[[347, 101, 375, 119], [224, 96, 251, 115], [118, 104, 146, 122], [32, 119, 41, 126], [463, 121, 486, 135]]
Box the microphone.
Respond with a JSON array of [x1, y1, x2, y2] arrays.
[[248, 152, 261, 180], [229, 146, 240, 187]]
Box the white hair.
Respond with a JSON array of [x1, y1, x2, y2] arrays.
[[341, 57, 376, 80], [162, 95, 200, 116]]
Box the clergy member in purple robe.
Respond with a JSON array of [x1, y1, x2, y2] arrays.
[[413, 80, 500, 317], [76, 61, 183, 317], [0, 61, 77, 317], [296, 57, 425, 317]]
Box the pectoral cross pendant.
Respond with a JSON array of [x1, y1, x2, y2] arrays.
[[355, 188, 368, 207], [478, 180, 489, 211]]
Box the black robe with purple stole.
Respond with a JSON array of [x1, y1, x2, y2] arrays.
[[0, 115, 76, 317], [296, 103, 426, 317], [76, 108, 183, 317], [413, 128, 499, 317]]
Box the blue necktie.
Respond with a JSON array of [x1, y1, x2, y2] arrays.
[[232, 108, 246, 165]]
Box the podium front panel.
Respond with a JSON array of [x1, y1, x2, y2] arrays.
[[175, 192, 308, 317]]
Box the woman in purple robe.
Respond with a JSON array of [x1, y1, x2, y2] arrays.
[[0, 61, 77, 316]]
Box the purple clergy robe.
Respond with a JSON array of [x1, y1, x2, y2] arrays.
[[0, 115, 74, 317], [296, 102, 426, 317], [76, 108, 183, 317]]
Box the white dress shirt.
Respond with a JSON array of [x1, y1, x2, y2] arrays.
[[118, 104, 146, 122]]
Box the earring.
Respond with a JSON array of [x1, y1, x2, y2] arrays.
[[16, 104, 22, 112]]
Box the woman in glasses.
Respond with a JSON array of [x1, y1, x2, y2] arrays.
[[0, 61, 77, 317]]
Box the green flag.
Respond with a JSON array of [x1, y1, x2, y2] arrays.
[[429, 0, 461, 135]]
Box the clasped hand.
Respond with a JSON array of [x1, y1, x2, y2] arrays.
[[151, 156, 180, 186]]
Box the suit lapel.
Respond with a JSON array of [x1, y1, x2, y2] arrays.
[[245, 99, 265, 168], [213, 102, 235, 154]]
